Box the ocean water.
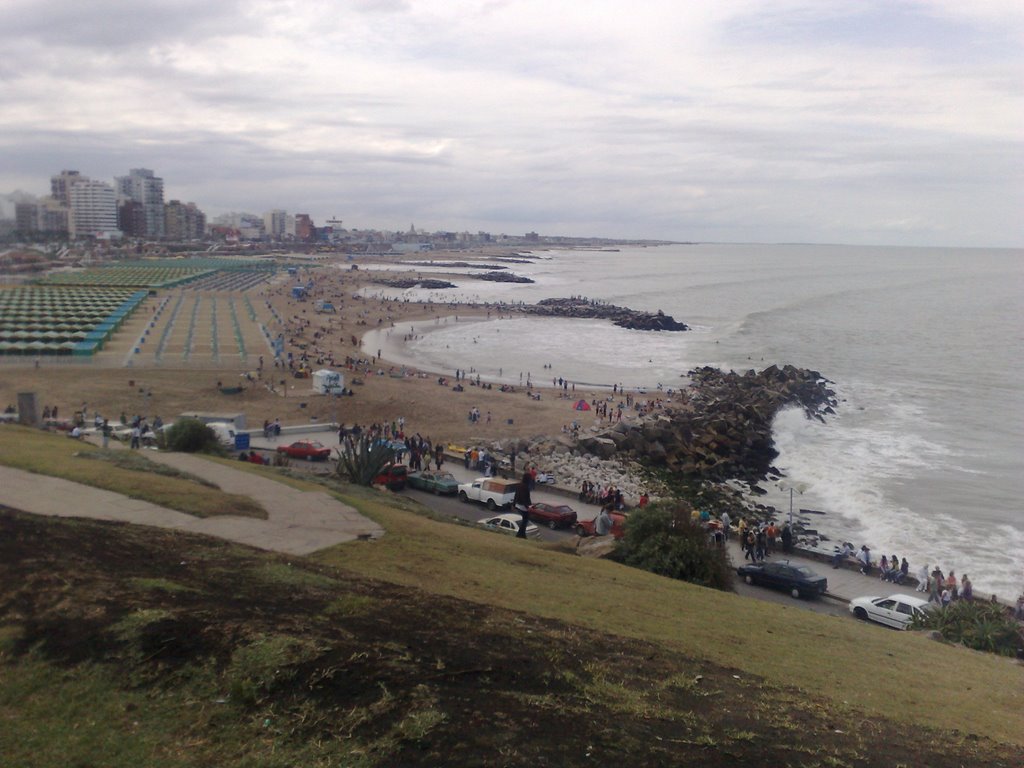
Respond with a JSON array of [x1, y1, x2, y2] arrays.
[[360, 244, 1024, 599]]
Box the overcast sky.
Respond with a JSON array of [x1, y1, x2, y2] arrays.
[[1, 0, 1021, 246]]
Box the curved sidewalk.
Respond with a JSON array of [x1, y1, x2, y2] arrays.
[[0, 451, 383, 556]]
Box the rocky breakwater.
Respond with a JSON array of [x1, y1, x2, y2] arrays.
[[523, 298, 688, 331], [577, 364, 836, 487], [373, 278, 456, 289], [476, 271, 534, 284]]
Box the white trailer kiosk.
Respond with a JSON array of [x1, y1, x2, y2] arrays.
[[312, 369, 345, 394]]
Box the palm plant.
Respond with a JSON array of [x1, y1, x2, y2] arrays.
[[335, 434, 395, 485]]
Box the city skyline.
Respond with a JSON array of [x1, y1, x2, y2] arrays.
[[1, 1, 1022, 247]]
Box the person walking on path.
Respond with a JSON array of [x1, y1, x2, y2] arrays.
[[743, 529, 757, 561], [719, 511, 730, 540], [513, 470, 533, 539]]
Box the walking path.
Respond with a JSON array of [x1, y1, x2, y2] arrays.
[[0, 447, 383, 556], [721, 536, 913, 604], [426, 458, 902, 604], [0, 436, 920, 603]]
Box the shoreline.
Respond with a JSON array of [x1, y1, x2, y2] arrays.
[[361, 315, 655, 391], [1, 246, 1017, 601], [349, 264, 1019, 601]]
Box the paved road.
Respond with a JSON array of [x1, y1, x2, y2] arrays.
[[401, 484, 854, 620]]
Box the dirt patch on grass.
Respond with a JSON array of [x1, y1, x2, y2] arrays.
[[0, 507, 1019, 767]]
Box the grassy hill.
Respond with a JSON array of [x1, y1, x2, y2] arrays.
[[0, 430, 1021, 766]]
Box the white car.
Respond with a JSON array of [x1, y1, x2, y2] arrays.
[[849, 593, 934, 630], [477, 513, 540, 539]]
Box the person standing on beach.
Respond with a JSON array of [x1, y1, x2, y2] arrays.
[[513, 470, 533, 539]]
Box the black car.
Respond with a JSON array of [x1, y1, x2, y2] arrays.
[[736, 560, 828, 599]]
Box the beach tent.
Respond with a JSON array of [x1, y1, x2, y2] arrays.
[[573, 399, 591, 411]]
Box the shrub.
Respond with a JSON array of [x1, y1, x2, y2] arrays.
[[335, 434, 395, 485], [910, 599, 1023, 657], [163, 418, 221, 454], [613, 503, 734, 591]]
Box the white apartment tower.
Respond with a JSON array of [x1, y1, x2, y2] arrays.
[[116, 168, 165, 238], [263, 209, 288, 239], [69, 179, 119, 238]]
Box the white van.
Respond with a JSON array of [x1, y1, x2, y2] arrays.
[[207, 421, 239, 447]]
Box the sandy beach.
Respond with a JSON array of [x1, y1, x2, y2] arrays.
[[0, 248, 612, 445]]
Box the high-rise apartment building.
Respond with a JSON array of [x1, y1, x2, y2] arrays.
[[50, 170, 83, 208], [68, 179, 119, 238], [263, 209, 288, 239], [115, 168, 165, 238], [295, 213, 314, 241], [164, 200, 206, 241], [118, 200, 147, 237]]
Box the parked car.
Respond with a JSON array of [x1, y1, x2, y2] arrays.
[[575, 510, 628, 539], [477, 513, 540, 539], [849, 594, 934, 629], [532, 471, 557, 485], [527, 502, 578, 530], [373, 463, 408, 491], [736, 560, 828, 599], [407, 470, 459, 495], [276, 440, 332, 461]]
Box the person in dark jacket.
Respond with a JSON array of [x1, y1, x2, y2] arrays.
[[513, 469, 533, 538], [781, 523, 793, 553]]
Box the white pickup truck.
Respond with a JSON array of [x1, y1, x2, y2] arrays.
[[457, 477, 519, 510]]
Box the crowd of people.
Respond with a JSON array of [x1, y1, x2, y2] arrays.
[[578, 480, 627, 510]]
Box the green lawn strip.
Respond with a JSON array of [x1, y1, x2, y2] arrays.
[[0, 426, 266, 519], [313, 491, 1024, 748]]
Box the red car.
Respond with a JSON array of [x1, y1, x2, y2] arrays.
[[373, 463, 408, 491], [575, 511, 628, 539], [276, 440, 332, 461], [527, 502, 578, 530]]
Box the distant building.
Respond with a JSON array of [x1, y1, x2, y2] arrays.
[[115, 168, 165, 238], [295, 213, 314, 242], [68, 179, 119, 239], [263, 209, 288, 239], [50, 170, 82, 208], [164, 200, 206, 241], [14, 202, 36, 233], [14, 197, 68, 235], [117, 199, 147, 237]]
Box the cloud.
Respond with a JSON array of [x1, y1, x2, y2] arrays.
[[0, 0, 1021, 245]]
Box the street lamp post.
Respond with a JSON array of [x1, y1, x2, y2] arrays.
[[778, 481, 808, 526]]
